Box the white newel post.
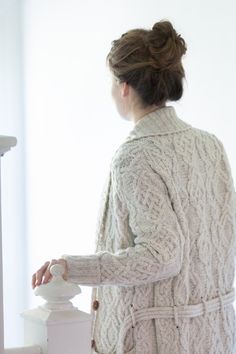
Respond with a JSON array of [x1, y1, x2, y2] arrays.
[[0, 136, 17, 354], [0, 136, 93, 353], [21, 264, 93, 354]]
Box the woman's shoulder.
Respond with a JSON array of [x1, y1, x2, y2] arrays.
[[190, 126, 228, 160], [188, 125, 224, 147], [111, 138, 151, 171]]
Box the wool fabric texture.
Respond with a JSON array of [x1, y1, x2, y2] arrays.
[[62, 106, 236, 354]]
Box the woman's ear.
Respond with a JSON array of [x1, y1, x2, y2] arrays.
[[120, 81, 129, 98]]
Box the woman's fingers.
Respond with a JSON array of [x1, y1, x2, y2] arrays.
[[32, 261, 50, 289], [32, 273, 36, 289], [42, 259, 58, 284], [32, 258, 68, 289]]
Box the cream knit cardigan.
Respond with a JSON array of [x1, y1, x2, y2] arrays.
[[62, 106, 236, 354]]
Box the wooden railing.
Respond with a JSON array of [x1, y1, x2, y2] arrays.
[[0, 136, 92, 354]]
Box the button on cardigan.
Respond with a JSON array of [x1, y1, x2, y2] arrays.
[[61, 106, 236, 354]]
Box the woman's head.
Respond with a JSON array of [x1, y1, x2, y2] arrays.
[[106, 20, 187, 122]]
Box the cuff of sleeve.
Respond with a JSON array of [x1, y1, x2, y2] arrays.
[[60, 253, 101, 286]]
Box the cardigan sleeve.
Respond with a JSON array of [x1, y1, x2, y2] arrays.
[[213, 134, 236, 257], [61, 150, 184, 287], [234, 190, 236, 257]]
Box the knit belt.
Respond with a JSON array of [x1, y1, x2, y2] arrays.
[[116, 289, 235, 354]]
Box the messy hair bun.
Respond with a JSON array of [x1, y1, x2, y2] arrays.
[[106, 20, 187, 107], [150, 21, 187, 71]]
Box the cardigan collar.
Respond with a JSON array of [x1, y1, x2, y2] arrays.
[[124, 105, 192, 142]]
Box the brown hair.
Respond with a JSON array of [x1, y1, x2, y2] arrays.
[[106, 20, 187, 108]]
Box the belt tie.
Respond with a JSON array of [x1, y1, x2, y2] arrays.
[[116, 289, 235, 354]]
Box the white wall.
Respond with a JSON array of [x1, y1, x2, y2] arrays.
[[2, 0, 236, 348], [0, 0, 27, 348]]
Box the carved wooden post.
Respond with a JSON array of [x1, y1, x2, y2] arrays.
[[0, 136, 17, 354], [21, 264, 93, 354]]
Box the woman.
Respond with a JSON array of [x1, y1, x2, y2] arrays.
[[32, 20, 236, 354]]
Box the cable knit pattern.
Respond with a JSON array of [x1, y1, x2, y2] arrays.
[[61, 106, 236, 354]]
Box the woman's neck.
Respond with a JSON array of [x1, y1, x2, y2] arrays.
[[131, 103, 166, 125]]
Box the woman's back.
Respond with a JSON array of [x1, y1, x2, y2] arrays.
[[88, 106, 236, 353], [135, 119, 236, 304]]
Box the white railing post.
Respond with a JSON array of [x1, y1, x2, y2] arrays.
[[0, 136, 93, 353], [21, 264, 93, 354], [0, 136, 17, 354]]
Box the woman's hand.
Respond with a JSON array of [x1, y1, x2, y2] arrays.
[[32, 258, 68, 289]]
